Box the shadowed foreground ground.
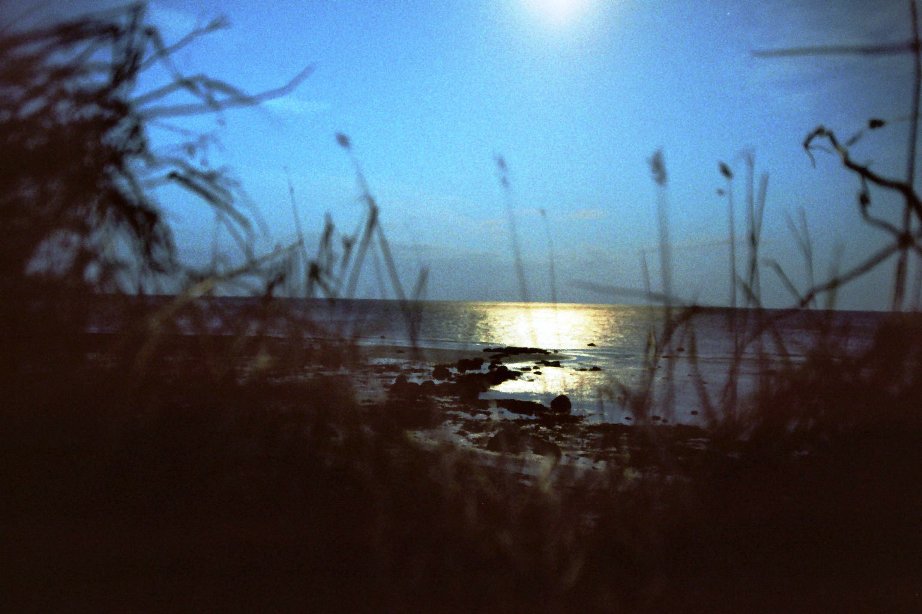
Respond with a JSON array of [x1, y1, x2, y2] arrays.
[[2, 323, 922, 612]]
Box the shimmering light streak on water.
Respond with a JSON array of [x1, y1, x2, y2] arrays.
[[477, 301, 600, 350], [111, 297, 884, 423]]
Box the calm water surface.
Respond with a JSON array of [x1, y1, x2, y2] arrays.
[[87, 297, 887, 423], [301, 300, 886, 423]]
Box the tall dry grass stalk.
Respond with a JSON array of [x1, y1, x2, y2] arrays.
[[495, 155, 532, 304]]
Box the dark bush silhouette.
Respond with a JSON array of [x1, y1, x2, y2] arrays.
[[0, 4, 309, 334]]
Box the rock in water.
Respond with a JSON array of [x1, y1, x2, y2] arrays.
[[456, 357, 484, 373], [550, 394, 571, 414], [496, 398, 549, 415]]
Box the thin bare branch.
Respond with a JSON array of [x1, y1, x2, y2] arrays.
[[895, 0, 922, 309], [572, 281, 685, 306], [806, 127, 922, 221], [765, 259, 805, 303], [139, 15, 229, 71], [139, 65, 314, 119], [753, 41, 914, 58], [797, 242, 902, 308]]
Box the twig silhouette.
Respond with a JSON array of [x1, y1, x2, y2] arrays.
[[757, 0, 922, 310]]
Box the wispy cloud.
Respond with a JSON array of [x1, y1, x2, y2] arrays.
[[566, 208, 606, 221], [264, 96, 331, 117], [503, 206, 605, 222]]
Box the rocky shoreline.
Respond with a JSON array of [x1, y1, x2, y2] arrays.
[[346, 343, 712, 475]]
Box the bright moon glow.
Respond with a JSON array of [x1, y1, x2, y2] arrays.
[[523, 0, 592, 26]]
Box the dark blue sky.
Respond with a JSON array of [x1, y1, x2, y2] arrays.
[[13, 1, 918, 309]]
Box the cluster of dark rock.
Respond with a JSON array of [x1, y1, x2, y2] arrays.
[[389, 358, 522, 405], [482, 346, 551, 360], [454, 357, 485, 373], [495, 394, 571, 416], [388, 346, 574, 417]]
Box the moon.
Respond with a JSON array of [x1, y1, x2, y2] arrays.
[[523, 0, 592, 26]]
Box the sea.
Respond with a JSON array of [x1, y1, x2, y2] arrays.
[[91, 297, 894, 424], [304, 300, 887, 424]]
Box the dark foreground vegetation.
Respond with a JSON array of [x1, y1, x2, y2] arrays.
[[3, 319, 921, 612], [2, 4, 922, 612]]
